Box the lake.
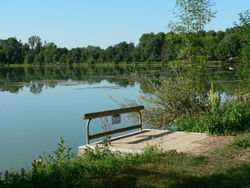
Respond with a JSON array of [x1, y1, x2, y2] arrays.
[[0, 64, 237, 171]]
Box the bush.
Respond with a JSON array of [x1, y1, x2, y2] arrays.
[[177, 101, 250, 135], [121, 59, 211, 128], [230, 132, 250, 148], [125, 68, 250, 135]]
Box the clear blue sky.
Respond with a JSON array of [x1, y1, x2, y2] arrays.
[[0, 0, 249, 49]]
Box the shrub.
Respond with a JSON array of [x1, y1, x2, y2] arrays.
[[176, 101, 250, 135], [230, 132, 250, 148]]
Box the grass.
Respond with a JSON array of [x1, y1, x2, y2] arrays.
[[1, 133, 250, 188]]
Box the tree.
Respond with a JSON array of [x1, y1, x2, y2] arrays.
[[202, 34, 217, 60], [137, 32, 165, 62], [169, 0, 216, 33], [238, 10, 250, 64], [0, 38, 23, 64], [24, 54, 34, 64], [105, 46, 116, 62], [106, 42, 135, 63], [235, 10, 250, 94], [34, 52, 45, 64], [67, 48, 81, 64], [168, 0, 216, 60], [161, 32, 182, 61], [28, 36, 42, 50], [53, 48, 68, 63], [43, 42, 58, 64], [239, 10, 250, 27], [85, 46, 103, 64], [215, 33, 241, 60], [0, 47, 6, 63]]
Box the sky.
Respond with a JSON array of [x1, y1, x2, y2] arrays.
[[0, 0, 249, 49]]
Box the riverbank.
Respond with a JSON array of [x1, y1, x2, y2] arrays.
[[0, 62, 165, 68], [0, 60, 228, 68], [1, 132, 249, 188]]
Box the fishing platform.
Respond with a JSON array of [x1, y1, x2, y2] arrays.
[[78, 106, 233, 156]]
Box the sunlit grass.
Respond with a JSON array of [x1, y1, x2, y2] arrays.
[[1, 133, 250, 188]]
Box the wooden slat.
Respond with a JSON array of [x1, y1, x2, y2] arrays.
[[89, 124, 141, 140], [82, 106, 144, 120]]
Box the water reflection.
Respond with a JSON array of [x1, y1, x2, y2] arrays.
[[0, 64, 238, 96]]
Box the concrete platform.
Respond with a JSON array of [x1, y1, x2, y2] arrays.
[[78, 129, 234, 156]]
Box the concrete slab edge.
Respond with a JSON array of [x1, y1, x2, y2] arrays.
[[78, 145, 143, 154]]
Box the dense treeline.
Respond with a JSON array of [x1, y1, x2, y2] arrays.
[[0, 26, 246, 65]]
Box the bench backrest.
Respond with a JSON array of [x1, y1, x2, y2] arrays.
[[82, 106, 144, 144]]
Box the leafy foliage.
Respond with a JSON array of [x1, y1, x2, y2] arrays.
[[177, 100, 250, 135], [168, 0, 216, 60], [231, 132, 250, 149], [122, 58, 210, 128], [169, 0, 216, 33], [1, 135, 250, 187], [238, 10, 250, 66], [0, 25, 247, 65]]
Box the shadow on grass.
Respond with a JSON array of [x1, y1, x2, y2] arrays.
[[89, 163, 250, 188], [172, 163, 250, 188]]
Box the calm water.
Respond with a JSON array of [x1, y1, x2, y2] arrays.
[[0, 65, 237, 171]]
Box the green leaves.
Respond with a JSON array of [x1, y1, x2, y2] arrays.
[[169, 0, 216, 33], [32, 137, 73, 172], [168, 0, 216, 60], [177, 100, 250, 135]]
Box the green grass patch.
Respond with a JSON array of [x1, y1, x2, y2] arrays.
[[1, 135, 250, 188]]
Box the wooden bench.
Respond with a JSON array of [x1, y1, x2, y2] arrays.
[[82, 106, 144, 144]]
